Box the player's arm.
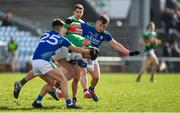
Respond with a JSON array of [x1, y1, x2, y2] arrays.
[[108, 39, 140, 56], [138, 38, 146, 46], [139, 33, 147, 46], [108, 39, 129, 56], [69, 22, 81, 29], [61, 22, 81, 35], [61, 18, 74, 36], [68, 44, 89, 54], [68, 45, 99, 60]]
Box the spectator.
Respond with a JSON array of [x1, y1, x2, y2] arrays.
[[163, 42, 172, 57], [166, 0, 180, 9], [171, 42, 180, 56], [1, 11, 13, 26], [161, 7, 180, 42], [7, 37, 19, 72], [162, 42, 172, 72]]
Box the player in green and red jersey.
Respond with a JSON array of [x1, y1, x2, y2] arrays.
[[136, 22, 160, 82], [59, 4, 93, 99], [52, 4, 93, 106]]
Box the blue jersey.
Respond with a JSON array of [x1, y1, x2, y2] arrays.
[[81, 23, 112, 48], [33, 31, 72, 61]]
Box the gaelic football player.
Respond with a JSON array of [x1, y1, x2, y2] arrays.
[[136, 22, 160, 82]]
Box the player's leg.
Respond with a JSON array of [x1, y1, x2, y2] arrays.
[[47, 59, 78, 100], [56, 59, 82, 106], [33, 67, 78, 108], [80, 68, 91, 98], [32, 75, 55, 108], [31, 60, 78, 109], [88, 61, 100, 102], [71, 66, 82, 106], [150, 53, 159, 82], [14, 70, 37, 99], [57, 59, 77, 80], [136, 56, 151, 82]]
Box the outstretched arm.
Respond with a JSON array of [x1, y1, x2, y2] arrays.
[[108, 39, 129, 56], [108, 39, 140, 56]]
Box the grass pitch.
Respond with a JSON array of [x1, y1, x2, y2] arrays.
[[0, 73, 180, 112]]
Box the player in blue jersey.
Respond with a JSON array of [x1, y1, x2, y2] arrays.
[[65, 15, 140, 102], [14, 18, 93, 109]]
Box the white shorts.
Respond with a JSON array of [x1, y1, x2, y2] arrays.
[[54, 46, 69, 61], [54, 46, 83, 61], [145, 49, 159, 64], [32, 59, 53, 76]]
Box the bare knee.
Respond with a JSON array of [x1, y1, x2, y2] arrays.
[[61, 76, 68, 84]]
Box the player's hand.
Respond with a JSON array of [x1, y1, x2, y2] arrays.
[[89, 46, 100, 60], [156, 39, 161, 46], [129, 51, 140, 56]]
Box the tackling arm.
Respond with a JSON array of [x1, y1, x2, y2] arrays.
[[68, 44, 89, 54], [69, 22, 81, 29]]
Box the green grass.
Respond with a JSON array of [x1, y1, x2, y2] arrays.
[[0, 73, 180, 112]]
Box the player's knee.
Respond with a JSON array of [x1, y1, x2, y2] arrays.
[[61, 76, 68, 84]]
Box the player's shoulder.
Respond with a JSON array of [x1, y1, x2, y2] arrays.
[[66, 16, 85, 23], [66, 16, 75, 21], [103, 30, 111, 36], [144, 32, 149, 35], [65, 16, 74, 24], [41, 31, 50, 37], [79, 19, 85, 23], [87, 22, 95, 27], [152, 31, 157, 35], [143, 32, 149, 37]]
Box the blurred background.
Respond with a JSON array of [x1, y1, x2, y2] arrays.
[[0, 0, 180, 73]]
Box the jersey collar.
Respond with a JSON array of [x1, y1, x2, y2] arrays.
[[50, 30, 60, 35]]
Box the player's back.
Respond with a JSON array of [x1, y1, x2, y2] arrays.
[[33, 31, 71, 61]]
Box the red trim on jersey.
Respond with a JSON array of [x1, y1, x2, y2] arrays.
[[68, 28, 83, 34], [82, 40, 91, 47]]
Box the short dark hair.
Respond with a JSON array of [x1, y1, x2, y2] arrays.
[[74, 4, 84, 11], [97, 15, 110, 24], [52, 18, 64, 27]]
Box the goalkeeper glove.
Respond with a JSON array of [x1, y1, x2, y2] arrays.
[[129, 51, 140, 56]]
